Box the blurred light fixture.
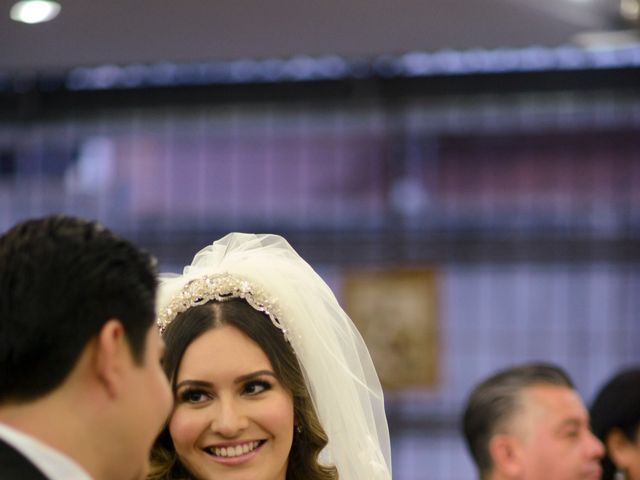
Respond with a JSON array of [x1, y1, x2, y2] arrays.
[[620, 0, 640, 22], [10, 0, 60, 24]]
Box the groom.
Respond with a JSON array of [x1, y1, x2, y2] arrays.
[[0, 216, 172, 479]]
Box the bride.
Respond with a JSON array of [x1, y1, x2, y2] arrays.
[[148, 232, 392, 480]]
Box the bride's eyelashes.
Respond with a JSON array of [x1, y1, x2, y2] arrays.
[[175, 378, 274, 405], [177, 388, 211, 404], [242, 379, 273, 396]]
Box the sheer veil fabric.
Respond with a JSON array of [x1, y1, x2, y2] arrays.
[[156, 233, 392, 480]]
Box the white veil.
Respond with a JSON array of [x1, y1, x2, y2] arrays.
[[156, 233, 392, 480]]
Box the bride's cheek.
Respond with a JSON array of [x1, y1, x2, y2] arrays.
[[169, 409, 200, 448]]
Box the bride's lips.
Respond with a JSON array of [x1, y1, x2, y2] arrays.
[[202, 440, 266, 466]]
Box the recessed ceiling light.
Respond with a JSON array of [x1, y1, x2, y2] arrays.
[[10, 0, 61, 24], [620, 0, 640, 22]]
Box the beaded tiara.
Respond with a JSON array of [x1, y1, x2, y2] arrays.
[[156, 272, 290, 342]]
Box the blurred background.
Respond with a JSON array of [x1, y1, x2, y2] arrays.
[[1, 0, 640, 478]]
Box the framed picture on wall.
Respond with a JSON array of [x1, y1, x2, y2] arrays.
[[343, 268, 438, 390]]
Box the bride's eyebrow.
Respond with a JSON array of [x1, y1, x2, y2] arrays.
[[175, 380, 212, 390], [234, 370, 277, 384]]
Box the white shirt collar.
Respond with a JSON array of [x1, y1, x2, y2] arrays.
[[0, 422, 93, 480]]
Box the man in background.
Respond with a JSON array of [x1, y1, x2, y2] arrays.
[[0, 215, 172, 479], [462, 362, 604, 480]]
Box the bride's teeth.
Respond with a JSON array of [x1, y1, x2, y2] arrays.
[[210, 441, 260, 458]]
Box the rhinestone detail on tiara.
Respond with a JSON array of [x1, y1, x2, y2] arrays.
[[157, 272, 290, 343]]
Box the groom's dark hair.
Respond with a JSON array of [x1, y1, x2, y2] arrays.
[[0, 215, 157, 402]]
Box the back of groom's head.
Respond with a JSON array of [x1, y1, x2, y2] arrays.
[[0, 215, 157, 403]]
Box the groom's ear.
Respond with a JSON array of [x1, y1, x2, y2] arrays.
[[93, 319, 129, 398]]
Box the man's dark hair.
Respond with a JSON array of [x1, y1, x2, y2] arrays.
[[462, 362, 574, 478], [590, 368, 640, 480], [0, 215, 157, 403]]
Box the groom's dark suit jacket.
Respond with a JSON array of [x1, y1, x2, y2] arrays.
[[0, 438, 49, 479]]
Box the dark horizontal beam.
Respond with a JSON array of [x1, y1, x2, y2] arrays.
[[2, 66, 640, 122], [131, 228, 640, 268]]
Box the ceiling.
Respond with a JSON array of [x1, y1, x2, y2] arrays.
[[0, 0, 629, 75]]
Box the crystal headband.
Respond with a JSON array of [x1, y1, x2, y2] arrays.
[[157, 272, 290, 343]]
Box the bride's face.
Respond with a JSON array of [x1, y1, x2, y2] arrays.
[[168, 324, 295, 480]]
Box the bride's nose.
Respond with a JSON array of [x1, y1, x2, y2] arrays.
[[209, 397, 249, 437]]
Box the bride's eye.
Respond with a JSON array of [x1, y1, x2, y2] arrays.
[[243, 380, 272, 396], [178, 389, 209, 404]]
